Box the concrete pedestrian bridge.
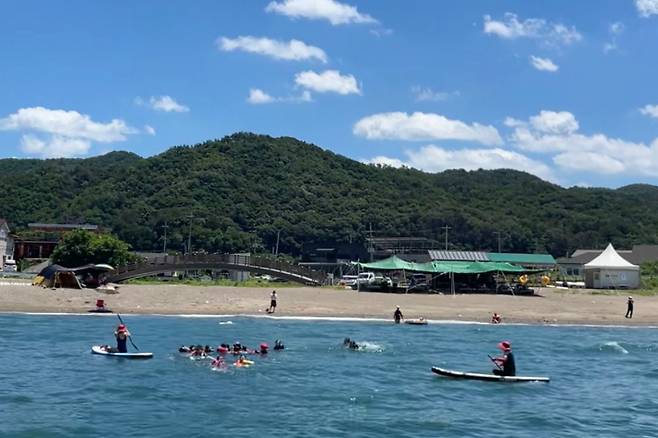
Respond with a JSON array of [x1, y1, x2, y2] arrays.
[[108, 254, 326, 286]]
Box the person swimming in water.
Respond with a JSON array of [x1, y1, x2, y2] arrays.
[[491, 340, 516, 376], [257, 343, 269, 354], [343, 337, 359, 350], [114, 324, 131, 353], [273, 340, 285, 350]]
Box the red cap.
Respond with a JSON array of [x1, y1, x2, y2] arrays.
[[117, 324, 126, 331], [260, 343, 269, 349], [497, 341, 511, 352]]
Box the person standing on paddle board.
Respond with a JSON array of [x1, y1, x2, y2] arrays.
[[491, 341, 516, 376], [394, 306, 404, 324], [115, 324, 131, 353]]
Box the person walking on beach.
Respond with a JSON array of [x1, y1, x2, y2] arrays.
[[267, 290, 277, 313], [115, 324, 131, 353], [394, 306, 404, 324], [625, 296, 634, 318], [491, 340, 516, 376]]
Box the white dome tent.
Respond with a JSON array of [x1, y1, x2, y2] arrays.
[[583, 243, 640, 289]]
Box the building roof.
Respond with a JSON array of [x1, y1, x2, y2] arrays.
[[487, 252, 556, 265], [585, 243, 639, 270], [28, 223, 98, 231], [559, 245, 658, 266], [428, 250, 488, 261]]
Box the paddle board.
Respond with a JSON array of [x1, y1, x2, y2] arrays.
[[432, 366, 549, 382], [91, 345, 153, 359]]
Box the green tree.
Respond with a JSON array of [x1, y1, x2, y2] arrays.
[[51, 230, 136, 267]]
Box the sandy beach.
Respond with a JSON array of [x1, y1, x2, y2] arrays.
[[0, 282, 653, 326]]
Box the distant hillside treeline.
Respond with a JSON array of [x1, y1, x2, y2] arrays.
[[1, 132, 657, 257]]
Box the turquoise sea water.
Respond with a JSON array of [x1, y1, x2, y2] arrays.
[[0, 314, 657, 437]]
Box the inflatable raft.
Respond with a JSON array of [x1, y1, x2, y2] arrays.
[[432, 367, 549, 383], [91, 345, 153, 359], [405, 319, 428, 325]]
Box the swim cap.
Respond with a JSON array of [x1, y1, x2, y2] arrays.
[[117, 324, 126, 331], [260, 343, 269, 350]]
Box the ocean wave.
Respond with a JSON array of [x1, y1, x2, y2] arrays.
[[356, 341, 384, 353], [598, 341, 629, 354], [218, 321, 233, 325]]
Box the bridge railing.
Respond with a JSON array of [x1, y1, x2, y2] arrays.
[[114, 253, 326, 284]]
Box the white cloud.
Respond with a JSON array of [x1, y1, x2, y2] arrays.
[[294, 70, 361, 95], [604, 22, 624, 53], [353, 111, 503, 145], [246, 88, 312, 104], [640, 104, 658, 119], [507, 110, 658, 177], [217, 36, 327, 63], [610, 22, 625, 35], [144, 125, 156, 135], [529, 110, 578, 134], [247, 88, 276, 104], [370, 28, 393, 37], [364, 144, 555, 181], [483, 13, 581, 46], [265, 0, 377, 25], [0, 106, 137, 158], [411, 86, 459, 102], [134, 96, 189, 113], [20, 134, 91, 158], [636, 0, 658, 17], [0, 106, 136, 142], [530, 55, 559, 72]]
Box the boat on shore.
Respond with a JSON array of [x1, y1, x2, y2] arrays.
[[432, 366, 549, 382]]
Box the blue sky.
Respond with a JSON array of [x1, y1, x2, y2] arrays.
[[1, 0, 658, 188]]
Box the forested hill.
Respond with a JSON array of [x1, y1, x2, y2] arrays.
[[1, 132, 657, 257]]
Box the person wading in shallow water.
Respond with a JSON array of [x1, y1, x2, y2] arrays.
[[267, 290, 277, 313], [394, 306, 404, 324], [625, 296, 634, 319]]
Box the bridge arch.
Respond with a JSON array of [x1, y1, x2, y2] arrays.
[[108, 254, 326, 286]]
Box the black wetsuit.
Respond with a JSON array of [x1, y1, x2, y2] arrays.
[[493, 352, 516, 376], [394, 309, 403, 323], [626, 300, 634, 318], [116, 335, 128, 353]]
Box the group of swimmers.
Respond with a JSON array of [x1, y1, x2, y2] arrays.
[[177, 340, 285, 369]]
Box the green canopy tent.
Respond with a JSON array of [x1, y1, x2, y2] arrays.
[[354, 256, 534, 294]]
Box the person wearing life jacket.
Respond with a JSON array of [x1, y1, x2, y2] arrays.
[[491, 341, 516, 376], [114, 324, 131, 353]]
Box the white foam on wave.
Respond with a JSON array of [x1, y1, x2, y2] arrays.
[[3, 311, 658, 330], [218, 321, 233, 325], [356, 341, 384, 352], [600, 341, 629, 354]]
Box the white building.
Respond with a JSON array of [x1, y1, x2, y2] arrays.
[[584, 243, 640, 289], [0, 219, 15, 269]]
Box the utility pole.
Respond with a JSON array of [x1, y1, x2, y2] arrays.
[[367, 222, 375, 262], [161, 221, 169, 254], [275, 229, 281, 257], [442, 225, 451, 251], [187, 214, 194, 255], [494, 231, 502, 253]]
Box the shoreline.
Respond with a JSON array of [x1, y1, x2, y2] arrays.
[[2, 310, 657, 329], [0, 283, 653, 328]]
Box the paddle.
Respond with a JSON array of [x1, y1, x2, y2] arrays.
[[488, 354, 503, 371], [116, 314, 140, 351]]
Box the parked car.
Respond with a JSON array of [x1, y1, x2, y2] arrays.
[[338, 275, 358, 287], [2, 258, 17, 272], [352, 272, 393, 290]]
